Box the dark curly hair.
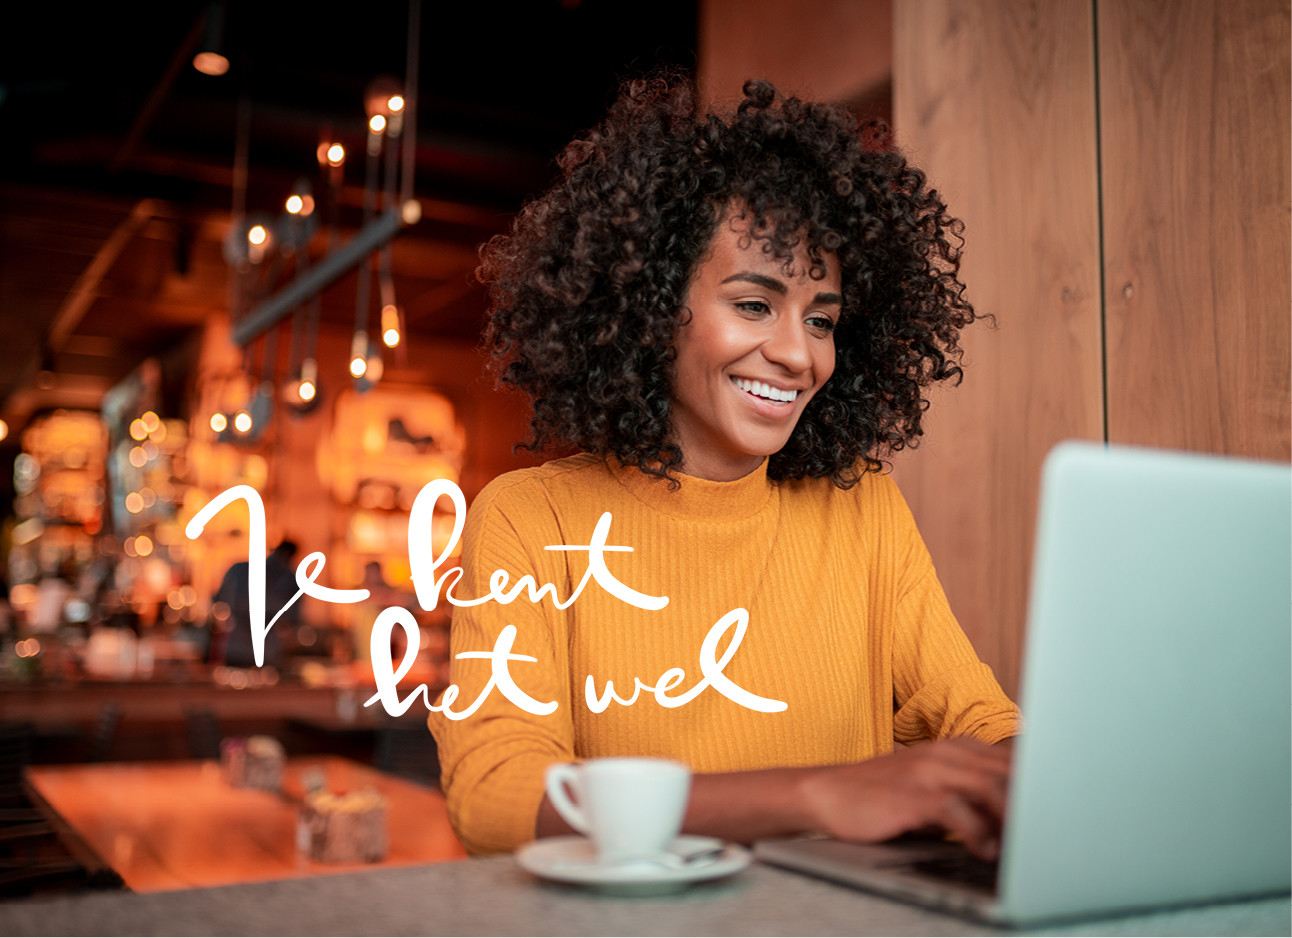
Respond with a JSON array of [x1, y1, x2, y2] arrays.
[[480, 73, 978, 488]]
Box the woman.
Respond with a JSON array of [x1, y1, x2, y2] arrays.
[[429, 75, 1019, 859]]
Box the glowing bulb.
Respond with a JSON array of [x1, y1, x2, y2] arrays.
[[142, 411, 160, 432], [0, 419, 7, 442], [369, 114, 386, 134], [130, 418, 148, 441], [210, 413, 228, 433], [125, 492, 144, 514], [247, 225, 267, 246], [286, 194, 303, 214], [349, 331, 369, 378], [233, 411, 252, 433], [298, 380, 316, 402], [135, 535, 154, 557], [129, 446, 148, 468], [381, 304, 401, 348], [193, 52, 229, 76], [388, 95, 404, 112], [327, 144, 345, 166]]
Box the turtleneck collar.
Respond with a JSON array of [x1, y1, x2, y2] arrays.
[[608, 456, 774, 522]]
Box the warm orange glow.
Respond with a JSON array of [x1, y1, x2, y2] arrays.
[[388, 95, 405, 112], [193, 51, 229, 76], [125, 492, 144, 514], [210, 413, 228, 433], [129, 446, 148, 468], [140, 487, 157, 508], [369, 114, 387, 134], [141, 411, 160, 433], [135, 535, 154, 557], [130, 418, 148, 441], [0, 419, 7, 443], [286, 195, 304, 214], [381, 304, 401, 348], [233, 411, 252, 433], [327, 144, 345, 166], [350, 332, 369, 378], [298, 380, 317, 402], [247, 225, 268, 246]]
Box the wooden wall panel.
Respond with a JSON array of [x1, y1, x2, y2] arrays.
[[1099, 0, 1292, 459], [891, 1, 1105, 697], [698, 0, 892, 111]]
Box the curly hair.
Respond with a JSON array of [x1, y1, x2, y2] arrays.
[[479, 73, 978, 488]]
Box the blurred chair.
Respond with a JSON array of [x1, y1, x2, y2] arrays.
[[374, 724, 440, 788], [0, 722, 35, 807], [86, 703, 122, 762], [183, 707, 222, 760], [0, 722, 123, 897]]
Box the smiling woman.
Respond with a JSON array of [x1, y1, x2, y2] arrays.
[[430, 73, 1019, 859], [670, 208, 841, 481]]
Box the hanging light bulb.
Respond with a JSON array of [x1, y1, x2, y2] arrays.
[[298, 357, 318, 402], [349, 332, 369, 378], [233, 411, 253, 434], [210, 413, 228, 433], [369, 114, 387, 135], [381, 304, 401, 348], [193, 3, 229, 76]]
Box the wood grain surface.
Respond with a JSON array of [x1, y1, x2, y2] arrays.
[[1099, 0, 1291, 458], [892, 0, 1105, 697], [25, 757, 466, 893]]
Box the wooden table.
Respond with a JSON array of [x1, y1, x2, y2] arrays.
[[23, 757, 467, 892]]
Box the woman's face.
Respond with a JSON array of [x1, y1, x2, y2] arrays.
[[670, 211, 841, 481]]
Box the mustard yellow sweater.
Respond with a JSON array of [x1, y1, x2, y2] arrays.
[[428, 454, 1019, 854]]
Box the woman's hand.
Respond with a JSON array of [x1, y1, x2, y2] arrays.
[[794, 738, 1011, 859]]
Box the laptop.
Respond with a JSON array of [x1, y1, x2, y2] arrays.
[[755, 441, 1292, 926]]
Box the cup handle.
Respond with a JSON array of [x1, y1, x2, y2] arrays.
[[545, 763, 592, 836]]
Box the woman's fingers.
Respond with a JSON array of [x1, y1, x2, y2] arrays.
[[800, 738, 1012, 857]]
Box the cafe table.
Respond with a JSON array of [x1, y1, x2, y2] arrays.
[[0, 849, 1286, 936], [21, 756, 466, 892]]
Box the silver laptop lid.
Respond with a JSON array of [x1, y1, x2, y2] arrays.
[[999, 442, 1292, 922]]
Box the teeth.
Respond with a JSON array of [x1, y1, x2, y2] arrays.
[[733, 377, 798, 403]]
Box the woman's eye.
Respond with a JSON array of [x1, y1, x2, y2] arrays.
[[736, 301, 772, 316], [807, 315, 836, 335]]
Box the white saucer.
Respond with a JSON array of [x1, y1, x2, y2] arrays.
[[516, 835, 750, 895]]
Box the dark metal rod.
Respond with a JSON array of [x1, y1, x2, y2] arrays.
[[232, 208, 404, 346]]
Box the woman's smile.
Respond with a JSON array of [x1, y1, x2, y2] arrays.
[[669, 209, 841, 481]]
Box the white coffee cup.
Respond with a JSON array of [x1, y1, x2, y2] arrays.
[[545, 757, 690, 862]]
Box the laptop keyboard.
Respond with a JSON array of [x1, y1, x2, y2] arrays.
[[909, 854, 999, 893]]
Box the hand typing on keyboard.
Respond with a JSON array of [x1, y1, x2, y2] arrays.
[[795, 737, 1011, 861]]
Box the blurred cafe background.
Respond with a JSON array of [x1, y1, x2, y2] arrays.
[[0, 0, 1286, 904]]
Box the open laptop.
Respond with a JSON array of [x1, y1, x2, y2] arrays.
[[755, 441, 1292, 926]]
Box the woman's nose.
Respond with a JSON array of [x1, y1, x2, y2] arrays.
[[760, 315, 812, 373]]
